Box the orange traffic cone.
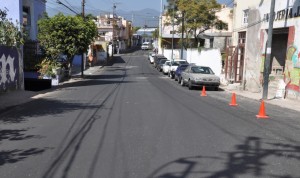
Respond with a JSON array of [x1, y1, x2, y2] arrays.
[[201, 86, 207, 96], [256, 100, 269, 119], [229, 93, 238, 106]]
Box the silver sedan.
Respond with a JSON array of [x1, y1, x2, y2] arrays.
[[180, 65, 220, 90]]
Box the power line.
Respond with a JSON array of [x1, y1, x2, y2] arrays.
[[56, 0, 80, 15]]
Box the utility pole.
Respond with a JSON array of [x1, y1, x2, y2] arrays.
[[180, 11, 184, 59], [262, 0, 275, 99], [81, 0, 85, 77]]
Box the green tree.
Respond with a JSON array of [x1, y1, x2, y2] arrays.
[[166, 0, 228, 49], [132, 27, 141, 34], [0, 9, 24, 47], [38, 13, 97, 67], [152, 29, 159, 39]]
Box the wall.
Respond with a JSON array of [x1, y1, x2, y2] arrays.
[[0, 46, 23, 92], [163, 48, 222, 76], [244, 8, 263, 92]]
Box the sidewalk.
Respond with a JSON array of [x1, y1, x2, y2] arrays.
[[220, 84, 300, 112], [0, 64, 103, 113]]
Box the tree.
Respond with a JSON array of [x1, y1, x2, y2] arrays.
[[0, 9, 24, 47], [38, 13, 97, 67], [132, 27, 141, 34], [166, 0, 228, 49], [152, 29, 159, 39]]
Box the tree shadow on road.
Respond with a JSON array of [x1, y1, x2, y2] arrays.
[[0, 148, 48, 166], [147, 136, 300, 178], [0, 129, 41, 141]]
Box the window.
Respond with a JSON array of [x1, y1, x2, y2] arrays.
[[170, 30, 176, 34], [23, 6, 31, 26], [243, 9, 249, 25]]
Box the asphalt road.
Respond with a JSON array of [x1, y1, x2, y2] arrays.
[[0, 50, 300, 178]]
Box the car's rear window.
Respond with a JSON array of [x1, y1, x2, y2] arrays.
[[191, 66, 213, 74]]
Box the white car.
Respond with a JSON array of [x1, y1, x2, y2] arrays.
[[149, 53, 156, 64], [141, 42, 152, 50], [162, 61, 171, 74], [168, 59, 188, 78]]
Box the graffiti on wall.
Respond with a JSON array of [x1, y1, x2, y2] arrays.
[[0, 46, 19, 91], [284, 45, 300, 92]]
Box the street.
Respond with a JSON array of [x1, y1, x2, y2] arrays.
[[0, 50, 300, 178]]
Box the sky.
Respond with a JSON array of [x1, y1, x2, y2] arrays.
[[46, 0, 233, 16]]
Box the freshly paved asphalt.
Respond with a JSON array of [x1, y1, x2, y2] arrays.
[[0, 50, 300, 178]]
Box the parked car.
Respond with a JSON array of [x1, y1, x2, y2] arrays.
[[168, 59, 188, 78], [141, 42, 152, 50], [153, 55, 167, 68], [157, 59, 168, 72], [175, 64, 189, 82], [162, 60, 171, 74], [149, 52, 156, 64], [180, 65, 220, 90]]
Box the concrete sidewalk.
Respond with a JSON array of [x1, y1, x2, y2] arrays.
[[221, 85, 300, 112], [0, 64, 103, 113]]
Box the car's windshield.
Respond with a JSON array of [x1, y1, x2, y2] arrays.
[[191, 66, 213, 74]]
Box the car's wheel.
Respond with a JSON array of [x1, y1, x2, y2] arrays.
[[180, 78, 185, 86], [188, 80, 193, 90], [215, 87, 219, 91]]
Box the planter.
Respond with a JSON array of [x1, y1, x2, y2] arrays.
[[52, 68, 62, 75]]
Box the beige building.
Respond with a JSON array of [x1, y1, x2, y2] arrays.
[[229, 0, 300, 100], [90, 14, 132, 64]]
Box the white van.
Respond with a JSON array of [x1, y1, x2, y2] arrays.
[[141, 42, 152, 50]]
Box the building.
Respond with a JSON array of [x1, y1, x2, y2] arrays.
[[229, 0, 300, 99], [159, 4, 233, 60], [93, 14, 132, 60], [135, 27, 157, 45]]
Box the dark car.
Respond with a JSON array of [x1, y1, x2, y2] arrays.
[[153, 55, 167, 68], [175, 64, 189, 82]]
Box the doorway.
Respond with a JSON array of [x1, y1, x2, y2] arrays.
[[271, 28, 289, 75]]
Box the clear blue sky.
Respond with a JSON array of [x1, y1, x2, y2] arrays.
[[47, 0, 233, 16]]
